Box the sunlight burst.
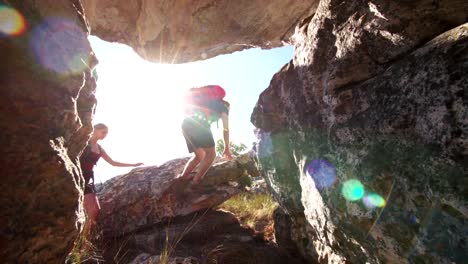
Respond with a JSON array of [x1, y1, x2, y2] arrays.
[[88, 36, 293, 182]]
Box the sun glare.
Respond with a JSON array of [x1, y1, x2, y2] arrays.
[[88, 36, 293, 182], [89, 36, 222, 180]]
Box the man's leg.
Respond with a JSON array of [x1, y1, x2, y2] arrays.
[[192, 147, 216, 184]]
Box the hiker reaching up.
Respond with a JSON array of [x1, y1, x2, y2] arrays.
[[79, 123, 143, 236], [179, 85, 233, 184]]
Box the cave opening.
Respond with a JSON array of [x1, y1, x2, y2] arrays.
[[89, 36, 293, 181]]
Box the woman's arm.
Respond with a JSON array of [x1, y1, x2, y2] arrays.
[[221, 112, 233, 160], [100, 148, 143, 167]]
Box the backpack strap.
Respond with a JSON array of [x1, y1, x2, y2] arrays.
[[81, 144, 92, 160]]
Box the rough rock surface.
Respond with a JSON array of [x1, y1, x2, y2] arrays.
[[252, 1, 468, 263], [0, 1, 97, 263], [121, 210, 305, 264], [109, 210, 305, 264], [81, 0, 318, 63], [96, 154, 303, 263], [97, 153, 258, 238]]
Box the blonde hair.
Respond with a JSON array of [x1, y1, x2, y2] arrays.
[[93, 123, 108, 130]]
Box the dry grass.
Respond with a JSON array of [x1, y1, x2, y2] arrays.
[[217, 192, 278, 238], [66, 229, 104, 263], [159, 209, 210, 264], [159, 229, 171, 264]]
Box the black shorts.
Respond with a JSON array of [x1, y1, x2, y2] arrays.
[[182, 118, 215, 153]]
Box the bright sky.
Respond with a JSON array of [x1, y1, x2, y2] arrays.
[[89, 36, 293, 182]]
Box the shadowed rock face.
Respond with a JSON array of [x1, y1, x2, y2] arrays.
[[123, 210, 307, 264], [252, 0, 468, 263], [81, 0, 318, 63], [0, 0, 98, 263]]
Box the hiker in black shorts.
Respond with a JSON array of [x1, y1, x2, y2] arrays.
[[79, 123, 143, 237], [179, 85, 233, 184]]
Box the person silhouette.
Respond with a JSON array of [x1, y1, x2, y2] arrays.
[[178, 85, 233, 184], [79, 123, 143, 237]]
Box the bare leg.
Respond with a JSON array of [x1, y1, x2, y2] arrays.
[[83, 193, 101, 240], [179, 148, 205, 180], [192, 147, 216, 184]]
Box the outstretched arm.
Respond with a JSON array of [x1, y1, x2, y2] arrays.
[[221, 112, 233, 160], [101, 148, 143, 167]]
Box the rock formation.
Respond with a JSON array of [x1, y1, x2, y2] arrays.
[[0, 0, 313, 262], [2, 0, 467, 263], [97, 153, 258, 239], [81, 0, 318, 63], [252, 0, 468, 263], [0, 1, 97, 262], [124, 210, 305, 264], [95, 154, 303, 263]]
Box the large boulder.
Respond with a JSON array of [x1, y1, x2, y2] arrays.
[[81, 0, 318, 63], [95, 154, 307, 263], [97, 153, 259, 239], [125, 210, 306, 264], [252, 0, 468, 263], [0, 1, 97, 262]]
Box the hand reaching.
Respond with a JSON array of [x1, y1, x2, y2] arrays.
[[133, 162, 144, 166]]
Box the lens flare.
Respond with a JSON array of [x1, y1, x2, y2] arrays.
[[409, 215, 418, 224], [256, 130, 273, 158], [363, 193, 386, 208], [342, 179, 365, 201], [30, 18, 90, 74], [306, 159, 337, 189], [0, 5, 26, 36]]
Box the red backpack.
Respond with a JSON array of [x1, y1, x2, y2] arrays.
[[185, 85, 227, 122], [185, 85, 225, 105]]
